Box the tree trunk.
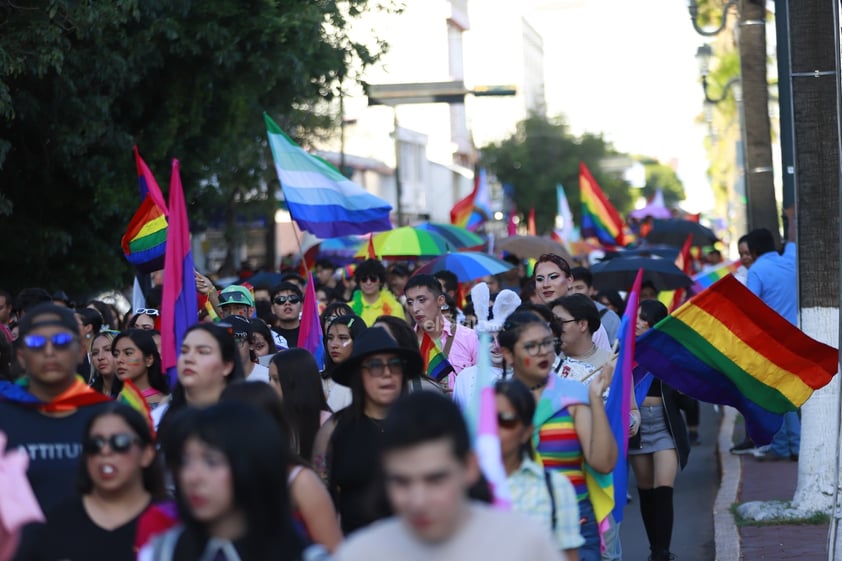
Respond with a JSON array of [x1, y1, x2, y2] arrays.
[[785, 0, 842, 540], [738, 0, 780, 243]]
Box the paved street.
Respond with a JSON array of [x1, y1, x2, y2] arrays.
[[620, 403, 719, 561]]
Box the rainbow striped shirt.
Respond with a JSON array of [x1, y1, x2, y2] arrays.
[[536, 406, 588, 501]]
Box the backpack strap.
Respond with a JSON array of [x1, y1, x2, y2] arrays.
[[543, 470, 558, 531], [442, 331, 455, 358]]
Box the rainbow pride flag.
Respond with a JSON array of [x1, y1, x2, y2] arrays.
[[580, 162, 626, 247], [691, 259, 740, 292], [121, 148, 169, 273], [450, 175, 478, 228], [420, 331, 454, 382], [265, 113, 392, 238], [117, 379, 154, 433], [635, 275, 837, 444]]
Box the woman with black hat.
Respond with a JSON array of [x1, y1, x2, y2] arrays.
[[311, 326, 423, 535]]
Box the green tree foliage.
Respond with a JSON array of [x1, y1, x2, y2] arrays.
[[0, 0, 389, 296], [480, 114, 634, 235], [640, 161, 686, 206]]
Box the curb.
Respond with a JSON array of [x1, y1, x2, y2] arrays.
[[714, 406, 741, 561]]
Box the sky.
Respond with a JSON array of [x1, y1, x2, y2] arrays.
[[528, 0, 716, 212]]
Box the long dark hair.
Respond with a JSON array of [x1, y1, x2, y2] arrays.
[[77, 403, 166, 500], [169, 402, 303, 561], [220, 381, 305, 466], [322, 314, 366, 379], [89, 331, 123, 397], [319, 302, 354, 335], [112, 329, 170, 395], [270, 348, 330, 460], [494, 378, 536, 459]]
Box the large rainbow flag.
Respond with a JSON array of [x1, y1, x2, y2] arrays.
[[264, 113, 392, 238], [419, 331, 454, 382], [450, 175, 479, 228], [635, 275, 837, 444], [580, 162, 626, 247], [160, 160, 198, 387], [121, 148, 169, 273]]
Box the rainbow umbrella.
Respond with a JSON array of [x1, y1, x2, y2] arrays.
[[353, 226, 456, 259], [415, 223, 486, 251], [412, 251, 514, 282]]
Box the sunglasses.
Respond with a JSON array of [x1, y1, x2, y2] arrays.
[[361, 357, 405, 377], [134, 308, 160, 317], [83, 433, 141, 455], [273, 295, 301, 305], [497, 412, 521, 429], [218, 292, 250, 305], [22, 332, 76, 351], [358, 275, 380, 284]]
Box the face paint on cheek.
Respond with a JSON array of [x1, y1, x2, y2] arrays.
[[126, 356, 143, 366], [523, 357, 531, 367], [341, 341, 352, 348]]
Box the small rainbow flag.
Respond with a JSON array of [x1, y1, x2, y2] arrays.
[[450, 175, 479, 229], [580, 162, 626, 247], [121, 148, 169, 273], [691, 259, 740, 292], [635, 275, 838, 444], [420, 331, 454, 382], [117, 379, 154, 433]]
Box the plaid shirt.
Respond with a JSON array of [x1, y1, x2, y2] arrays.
[[507, 457, 585, 551]]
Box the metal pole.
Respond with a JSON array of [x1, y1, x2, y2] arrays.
[[393, 108, 404, 226], [775, 0, 796, 238]]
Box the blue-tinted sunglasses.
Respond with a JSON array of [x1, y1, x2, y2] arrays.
[[23, 332, 76, 351]]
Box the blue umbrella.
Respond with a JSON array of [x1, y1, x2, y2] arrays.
[[412, 251, 513, 282]]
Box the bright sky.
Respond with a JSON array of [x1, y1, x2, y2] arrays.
[[528, 0, 715, 212]]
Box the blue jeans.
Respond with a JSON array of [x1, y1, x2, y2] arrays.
[[578, 498, 601, 561], [770, 410, 801, 457]]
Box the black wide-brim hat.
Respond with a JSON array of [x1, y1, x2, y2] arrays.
[[333, 326, 424, 387]]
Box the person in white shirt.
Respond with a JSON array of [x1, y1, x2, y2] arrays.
[[335, 391, 562, 561]]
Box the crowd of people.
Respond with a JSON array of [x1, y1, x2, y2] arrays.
[[0, 230, 792, 561]]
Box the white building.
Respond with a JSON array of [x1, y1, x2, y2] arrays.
[[316, 0, 547, 225]]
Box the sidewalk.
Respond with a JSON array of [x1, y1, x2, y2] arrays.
[[716, 408, 829, 561]]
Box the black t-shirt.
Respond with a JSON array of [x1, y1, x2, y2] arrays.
[[0, 400, 111, 512], [273, 326, 301, 348], [29, 496, 146, 561]]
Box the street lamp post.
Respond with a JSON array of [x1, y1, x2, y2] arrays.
[[366, 81, 516, 226], [695, 44, 740, 104]]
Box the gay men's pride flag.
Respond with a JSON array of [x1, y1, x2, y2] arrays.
[[580, 162, 626, 247], [419, 331, 455, 382], [265, 113, 392, 238], [635, 275, 837, 443]]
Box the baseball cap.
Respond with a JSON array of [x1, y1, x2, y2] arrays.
[[223, 315, 252, 340], [218, 285, 255, 308], [17, 303, 80, 339]]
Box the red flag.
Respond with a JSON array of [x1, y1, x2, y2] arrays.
[[366, 236, 377, 259], [527, 208, 537, 236]]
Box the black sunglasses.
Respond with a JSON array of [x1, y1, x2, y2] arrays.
[[83, 433, 141, 455], [358, 275, 380, 284], [273, 295, 302, 305], [22, 332, 76, 351]]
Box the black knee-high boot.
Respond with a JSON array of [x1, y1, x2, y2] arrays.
[[653, 486, 675, 559], [637, 487, 657, 554]]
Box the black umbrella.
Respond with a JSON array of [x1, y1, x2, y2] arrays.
[[605, 244, 680, 261], [590, 257, 693, 292], [644, 219, 717, 247]]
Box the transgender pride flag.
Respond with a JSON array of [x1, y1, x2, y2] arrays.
[[264, 113, 393, 238], [160, 160, 198, 386]]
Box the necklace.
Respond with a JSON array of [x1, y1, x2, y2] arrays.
[[530, 377, 549, 391], [573, 343, 598, 361]]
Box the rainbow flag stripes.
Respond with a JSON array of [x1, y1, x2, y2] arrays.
[[121, 148, 169, 273], [691, 260, 741, 292], [635, 275, 837, 444], [419, 331, 455, 382], [580, 162, 626, 247]]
